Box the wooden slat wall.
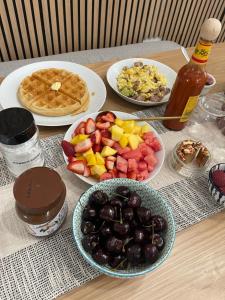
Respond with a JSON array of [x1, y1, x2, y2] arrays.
[[0, 0, 224, 62]]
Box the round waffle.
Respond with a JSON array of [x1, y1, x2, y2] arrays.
[[18, 68, 89, 116]]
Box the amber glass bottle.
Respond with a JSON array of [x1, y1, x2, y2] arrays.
[[163, 18, 221, 130]]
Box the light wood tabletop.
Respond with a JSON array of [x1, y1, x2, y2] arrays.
[[57, 42, 225, 300]]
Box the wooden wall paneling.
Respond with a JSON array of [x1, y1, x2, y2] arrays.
[[167, 1, 182, 41], [40, 0, 53, 56], [153, 0, 167, 38], [132, 0, 145, 44], [64, 0, 72, 52], [86, 0, 93, 49], [158, 0, 171, 38], [149, 0, 161, 38], [104, 0, 113, 48], [170, 0, 187, 43], [0, 18, 10, 61], [121, 0, 133, 45], [79, 0, 86, 50], [137, 0, 151, 43], [178, 1, 196, 46], [126, 0, 138, 45], [72, 0, 79, 51], [161, 0, 177, 41], [55, 0, 65, 53], [92, 0, 99, 49], [115, 0, 126, 46], [1, 0, 24, 59], [110, 0, 120, 47], [49, 0, 60, 54], [99, 0, 107, 48], [23, 0, 40, 58]]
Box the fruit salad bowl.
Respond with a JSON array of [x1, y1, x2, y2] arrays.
[[72, 178, 176, 278], [62, 111, 165, 185]]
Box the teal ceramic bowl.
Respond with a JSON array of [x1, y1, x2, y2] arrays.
[[72, 178, 176, 278]]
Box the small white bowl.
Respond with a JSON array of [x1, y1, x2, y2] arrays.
[[208, 163, 225, 205], [200, 73, 216, 96]]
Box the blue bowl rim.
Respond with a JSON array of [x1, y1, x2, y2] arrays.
[[208, 163, 225, 196], [72, 178, 176, 278]]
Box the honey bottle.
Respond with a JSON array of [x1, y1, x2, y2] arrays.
[[163, 18, 221, 130]]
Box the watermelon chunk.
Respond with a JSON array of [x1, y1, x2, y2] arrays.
[[138, 143, 154, 156], [122, 149, 142, 161], [143, 132, 155, 141], [100, 172, 113, 181], [148, 137, 162, 152], [144, 154, 158, 167], [127, 171, 137, 180], [136, 170, 149, 181], [116, 155, 128, 173], [128, 159, 138, 172], [138, 161, 148, 171], [118, 172, 127, 178]]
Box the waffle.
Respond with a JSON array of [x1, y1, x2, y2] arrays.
[[18, 68, 89, 116]]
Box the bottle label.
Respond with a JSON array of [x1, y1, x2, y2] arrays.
[[180, 96, 199, 122], [25, 201, 68, 237], [191, 40, 212, 64]]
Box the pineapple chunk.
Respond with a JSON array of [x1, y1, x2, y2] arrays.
[[119, 134, 129, 148], [132, 125, 142, 134], [95, 152, 105, 165], [111, 125, 124, 141], [91, 165, 107, 177], [115, 118, 124, 127], [128, 134, 140, 150], [70, 134, 89, 145], [122, 120, 135, 133], [83, 148, 94, 157], [76, 156, 86, 161], [136, 135, 143, 143], [86, 153, 97, 166], [141, 124, 151, 134], [101, 146, 117, 157]]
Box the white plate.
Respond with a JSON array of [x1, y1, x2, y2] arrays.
[[63, 111, 165, 185], [107, 58, 177, 106], [0, 61, 106, 126]]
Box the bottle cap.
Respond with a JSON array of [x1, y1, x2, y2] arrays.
[[0, 108, 36, 145], [200, 18, 221, 41]]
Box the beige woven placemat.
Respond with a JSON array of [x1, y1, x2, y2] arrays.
[[0, 93, 225, 300]]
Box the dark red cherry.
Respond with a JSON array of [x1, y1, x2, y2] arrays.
[[82, 234, 99, 253], [133, 229, 145, 243], [151, 215, 167, 232], [136, 207, 151, 224], [144, 244, 159, 263], [122, 207, 134, 222], [106, 236, 123, 253], [151, 234, 165, 251], [92, 249, 109, 265], [113, 222, 130, 236], [100, 224, 112, 237], [109, 254, 126, 268], [90, 190, 109, 206], [116, 186, 130, 197], [81, 221, 96, 235], [127, 192, 141, 208], [126, 244, 142, 264], [99, 205, 115, 221], [110, 197, 123, 208], [82, 206, 97, 220]]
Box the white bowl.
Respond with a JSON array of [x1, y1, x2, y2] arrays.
[[200, 73, 216, 96], [63, 111, 165, 185], [106, 58, 177, 107]]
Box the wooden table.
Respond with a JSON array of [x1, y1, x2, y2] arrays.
[[56, 42, 225, 300]]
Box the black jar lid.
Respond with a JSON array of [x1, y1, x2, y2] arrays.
[[0, 108, 36, 145]]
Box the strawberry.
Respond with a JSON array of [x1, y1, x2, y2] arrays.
[[96, 111, 116, 122], [91, 130, 101, 145], [61, 140, 75, 157], [127, 171, 137, 180], [100, 172, 113, 181], [85, 118, 96, 134], [106, 160, 114, 170], [101, 112, 116, 123], [83, 166, 91, 177], [74, 121, 86, 135], [68, 156, 77, 163], [220, 186, 225, 194], [67, 160, 86, 175], [113, 143, 130, 155], [116, 155, 128, 173], [92, 144, 103, 153], [212, 170, 225, 187], [96, 122, 110, 130], [101, 129, 111, 139], [107, 156, 116, 162], [74, 138, 92, 153], [80, 128, 86, 134], [102, 137, 115, 147]]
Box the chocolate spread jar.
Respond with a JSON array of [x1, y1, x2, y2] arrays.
[[13, 167, 67, 237]]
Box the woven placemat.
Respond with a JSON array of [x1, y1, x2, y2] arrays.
[[0, 93, 225, 300]]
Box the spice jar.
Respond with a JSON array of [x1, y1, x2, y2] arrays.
[[0, 107, 45, 177], [13, 167, 68, 237]]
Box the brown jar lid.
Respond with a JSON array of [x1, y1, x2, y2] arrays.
[[13, 167, 66, 214]]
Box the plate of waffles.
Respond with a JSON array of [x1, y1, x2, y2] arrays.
[[0, 61, 106, 126]]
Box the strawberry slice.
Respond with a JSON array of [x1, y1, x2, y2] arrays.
[[85, 118, 96, 134], [101, 112, 116, 123], [74, 138, 92, 153], [101, 129, 111, 139], [83, 166, 91, 177], [91, 130, 101, 145], [101, 137, 115, 147], [80, 127, 86, 134], [92, 144, 103, 153], [100, 172, 113, 181], [107, 156, 116, 162], [68, 156, 77, 163], [74, 121, 86, 135], [67, 160, 86, 175], [96, 111, 116, 122], [116, 155, 128, 173], [106, 160, 114, 170], [61, 140, 75, 157], [96, 122, 110, 130]]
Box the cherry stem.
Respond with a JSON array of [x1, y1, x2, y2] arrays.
[[112, 193, 128, 200], [151, 221, 155, 243], [92, 221, 105, 234], [113, 258, 128, 270], [120, 208, 123, 224]]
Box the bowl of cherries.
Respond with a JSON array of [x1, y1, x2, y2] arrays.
[[72, 178, 176, 278]]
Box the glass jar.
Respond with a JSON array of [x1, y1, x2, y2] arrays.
[[0, 107, 45, 177], [13, 167, 68, 237], [168, 139, 211, 178]]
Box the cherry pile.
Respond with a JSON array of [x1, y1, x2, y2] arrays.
[[81, 186, 167, 270]]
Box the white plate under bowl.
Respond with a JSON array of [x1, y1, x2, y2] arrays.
[[0, 61, 106, 126], [107, 58, 177, 107], [63, 111, 165, 185]]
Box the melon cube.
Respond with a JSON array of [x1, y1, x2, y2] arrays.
[[138, 161, 148, 171], [95, 152, 105, 165], [127, 171, 137, 180], [144, 154, 158, 167], [128, 159, 138, 172], [118, 172, 127, 178], [116, 155, 128, 173], [122, 149, 142, 161], [101, 146, 117, 157], [111, 125, 124, 141]]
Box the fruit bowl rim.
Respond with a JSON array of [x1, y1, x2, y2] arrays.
[[208, 163, 225, 195]]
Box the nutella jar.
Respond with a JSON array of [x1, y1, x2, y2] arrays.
[[13, 167, 68, 237]]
